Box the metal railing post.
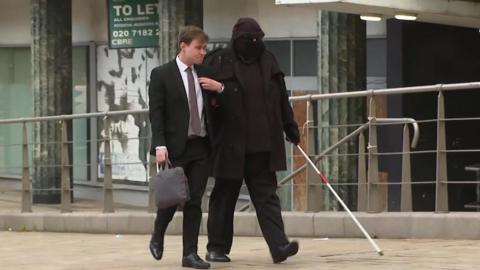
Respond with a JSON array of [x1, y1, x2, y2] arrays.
[[401, 124, 413, 211], [60, 120, 72, 213], [367, 96, 382, 213], [357, 132, 367, 211], [148, 155, 157, 213], [103, 116, 114, 213], [21, 123, 32, 213], [436, 91, 449, 213], [306, 101, 324, 211]]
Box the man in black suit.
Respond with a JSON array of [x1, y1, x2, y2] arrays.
[[204, 18, 300, 264], [148, 26, 223, 269]]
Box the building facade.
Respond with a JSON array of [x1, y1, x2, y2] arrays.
[[1, 0, 479, 211]]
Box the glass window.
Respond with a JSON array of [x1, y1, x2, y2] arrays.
[[265, 40, 291, 76], [0, 48, 32, 176], [293, 40, 317, 76], [72, 46, 89, 181], [366, 38, 387, 77], [0, 46, 89, 179]]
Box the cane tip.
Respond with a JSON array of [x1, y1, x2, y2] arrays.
[[378, 250, 384, 256]]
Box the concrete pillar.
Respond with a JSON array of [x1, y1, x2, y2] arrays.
[[317, 11, 366, 210], [158, 0, 203, 64], [156, 0, 204, 211], [31, 0, 72, 203]]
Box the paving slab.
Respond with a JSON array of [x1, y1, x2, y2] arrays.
[[1, 232, 480, 269]]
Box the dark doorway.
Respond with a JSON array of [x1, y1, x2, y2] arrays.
[[387, 20, 480, 211]]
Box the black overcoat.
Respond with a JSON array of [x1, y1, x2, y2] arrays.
[[204, 47, 299, 179]]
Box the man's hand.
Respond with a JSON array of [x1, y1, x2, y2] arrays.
[[199, 77, 223, 92], [156, 148, 168, 164]]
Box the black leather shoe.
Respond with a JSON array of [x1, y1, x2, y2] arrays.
[[182, 253, 211, 269], [272, 241, 299, 263], [149, 241, 163, 260], [205, 251, 231, 262]]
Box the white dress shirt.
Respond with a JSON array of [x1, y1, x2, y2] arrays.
[[175, 56, 207, 137]]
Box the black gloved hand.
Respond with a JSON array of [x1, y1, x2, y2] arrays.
[[285, 128, 300, 146]]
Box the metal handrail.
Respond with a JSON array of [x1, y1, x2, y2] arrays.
[[238, 117, 420, 212], [376, 118, 419, 148], [289, 82, 480, 102], [0, 109, 148, 124], [1, 81, 479, 213], [1, 81, 478, 125]]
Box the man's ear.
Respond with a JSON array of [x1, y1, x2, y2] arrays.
[[179, 41, 186, 51]]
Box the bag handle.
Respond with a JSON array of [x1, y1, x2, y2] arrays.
[[157, 158, 173, 172]]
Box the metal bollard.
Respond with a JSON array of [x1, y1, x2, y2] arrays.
[[60, 120, 72, 213], [103, 116, 114, 213], [357, 132, 367, 211], [306, 100, 324, 211], [367, 96, 382, 213], [21, 122, 32, 213], [401, 124, 413, 211], [148, 154, 157, 213], [435, 92, 449, 213]]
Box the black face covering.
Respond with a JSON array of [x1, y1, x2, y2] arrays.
[[234, 34, 265, 64]]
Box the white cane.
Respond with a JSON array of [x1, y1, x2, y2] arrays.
[[296, 145, 384, 256]]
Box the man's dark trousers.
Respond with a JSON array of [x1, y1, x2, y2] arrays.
[[152, 137, 210, 256], [207, 152, 289, 256]]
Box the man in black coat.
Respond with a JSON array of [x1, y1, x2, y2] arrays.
[[148, 26, 223, 269], [204, 18, 300, 264]]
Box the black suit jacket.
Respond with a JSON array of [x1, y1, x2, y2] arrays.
[[148, 59, 217, 159]]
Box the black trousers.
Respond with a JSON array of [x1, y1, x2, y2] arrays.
[[152, 137, 210, 256], [206, 152, 289, 257]]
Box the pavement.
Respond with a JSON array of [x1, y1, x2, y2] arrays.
[[2, 183, 480, 269], [1, 232, 480, 270]]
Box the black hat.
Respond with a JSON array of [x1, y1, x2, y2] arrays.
[[231, 17, 265, 40]]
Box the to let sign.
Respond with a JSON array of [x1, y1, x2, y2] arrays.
[[108, 0, 159, 49]]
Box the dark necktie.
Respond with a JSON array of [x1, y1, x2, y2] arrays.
[[186, 67, 201, 135]]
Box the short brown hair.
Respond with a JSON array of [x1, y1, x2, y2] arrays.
[[178, 26, 209, 47]]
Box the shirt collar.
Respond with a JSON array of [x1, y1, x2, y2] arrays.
[[176, 55, 194, 72]]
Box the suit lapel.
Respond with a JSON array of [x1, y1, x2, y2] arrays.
[[194, 64, 210, 120], [169, 60, 189, 112], [194, 64, 206, 95]]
